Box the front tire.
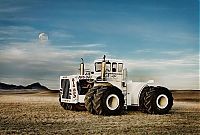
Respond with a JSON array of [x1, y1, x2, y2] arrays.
[[59, 94, 67, 109], [93, 86, 124, 115], [84, 86, 99, 114], [59, 93, 76, 110], [144, 86, 173, 114]]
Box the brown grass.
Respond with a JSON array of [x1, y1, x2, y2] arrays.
[[172, 90, 200, 102], [0, 91, 199, 135]]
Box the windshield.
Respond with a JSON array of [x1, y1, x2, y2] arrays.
[[95, 62, 101, 72], [95, 62, 111, 72], [118, 63, 123, 72]]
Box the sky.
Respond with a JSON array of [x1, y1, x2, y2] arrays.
[[0, 0, 199, 90]]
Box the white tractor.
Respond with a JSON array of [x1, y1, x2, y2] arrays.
[[59, 55, 173, 115]]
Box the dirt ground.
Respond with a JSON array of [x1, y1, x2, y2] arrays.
[[0, 90, 199, 135]]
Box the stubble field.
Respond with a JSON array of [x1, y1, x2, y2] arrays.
[[0, 90, 199, 135]]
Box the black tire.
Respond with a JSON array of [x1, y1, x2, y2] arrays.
[[93, 86, 124, 115], [139, 86, 151, 112], [59, 93, 67, 109], [59, 93, 61, 104], [144, 86, 173, 114], [59, 93, 83, 111], [67, 104, 75, 110], [84, 86, 99, 114]]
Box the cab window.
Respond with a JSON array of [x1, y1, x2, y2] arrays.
[[112, 62, 117, 72], [106, 62, 111, 72], [95, 62, 101, 72], [118, 63, 123, 72], [95, 62, 111, 72]]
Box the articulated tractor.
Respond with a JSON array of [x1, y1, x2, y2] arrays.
[[59, 55, 173, 115]]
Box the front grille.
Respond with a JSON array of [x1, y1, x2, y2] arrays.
[[61, 79, 70, 99]]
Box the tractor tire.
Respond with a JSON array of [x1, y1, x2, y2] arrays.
[[93, 86, 124, 115], [59, 93, 83, 111], [144, 86, 173, 114], [139, 86, 151, 112], [59, 94, 67, 109], [84, 86, 99, 114], [67, 104, 75, 111]]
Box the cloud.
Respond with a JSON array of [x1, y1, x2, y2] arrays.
[[157, 72, 199, 90], [0, 7, 25, 13], [160, 50, 184, 55], [0, 41, 198, 90], [81, 43, 105, 48], [126, 49, 198, 75], [0, 42, 105, 64], [0, 26, 39, 44], [50, 31, 74, 39], [134, 49, 185, 56], [0, 1, 198, 90], [0, 26, 37, 34], [134, 49, 153, 53], [85, 17, 198, 48], [126, 54, 198, 69], [124, 52, 199, 89], [0, 24, 108, 89], [0, 41, 106, 89], [56, 43, 106, 48]]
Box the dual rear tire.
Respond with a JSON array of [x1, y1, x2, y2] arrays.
[[139, 86, 173, 114]]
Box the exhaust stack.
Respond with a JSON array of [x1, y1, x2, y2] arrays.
[[101, 55, 106, 81], [80, 58, 84, 75]]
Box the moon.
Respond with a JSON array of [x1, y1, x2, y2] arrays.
[[38, 32, 48, 41]]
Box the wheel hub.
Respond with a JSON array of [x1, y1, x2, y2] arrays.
[[106, 94, 119, 110], [156, 94, 168, 109]]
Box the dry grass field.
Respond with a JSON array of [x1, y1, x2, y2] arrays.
[[0, 90, 199, 135]]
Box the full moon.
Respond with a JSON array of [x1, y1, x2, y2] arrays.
[[38, 32, 48, 41]]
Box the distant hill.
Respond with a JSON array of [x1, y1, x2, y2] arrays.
[[0, 82, 50, 91]]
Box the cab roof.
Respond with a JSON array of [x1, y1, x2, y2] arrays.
[[94, 58, 123, 63]]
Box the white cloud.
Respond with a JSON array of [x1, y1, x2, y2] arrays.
[[133, 48, 194, 56], [124, 53, 199, 89], [0, 7, 25, 13], [0, 42, 198, 90], [157, 72, 199, 90], [81, 43, 105, 48], [134, 49, 153, 53], [56, 43, 105, 48], [160, 50, 184, 55], [0, 26, 37, 34], [0, 42, 105, 61], [50, 31, 74, 39], [0, 41, 198, 90], [125, 54, 198, 70], [0, 41, 106, 89]]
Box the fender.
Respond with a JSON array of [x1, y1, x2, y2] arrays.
[[126, 80, 154, 106]]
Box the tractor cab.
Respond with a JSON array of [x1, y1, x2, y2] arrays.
[[94, 59, 124, 74], [93, 58, 126, 82]]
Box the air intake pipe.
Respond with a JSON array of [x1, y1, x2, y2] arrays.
[[80, 58, 84, 75], [101, 55, 106, 81]]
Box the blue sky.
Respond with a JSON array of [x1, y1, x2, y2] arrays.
[[0, 0, 199, 89]]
